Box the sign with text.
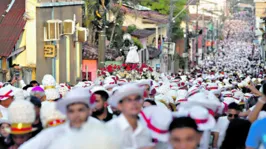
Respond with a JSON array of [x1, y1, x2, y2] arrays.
[[44, 45, 56, 58]]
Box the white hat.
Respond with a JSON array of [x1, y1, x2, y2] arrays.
[[75, 82, 85, 88], [171, 79, 180, 83], [108, 83, 144, 108], [221, 91, 233, 98], [176, 89, 188, 104], [56, 88, 94, 115], [206, 83, 221, 95], [233, 91, 245, 104], [41, 101, 66, 128], [166, 90, 177, 102], [185, 91, 221, 113], [117, 79, 128, 85], [0, 85, 17, 101], [8, 100, 36, 134], [90, 86, 109, 98], [170, 83, 178, 88], [84, 81, 94, 86], [224, 84, 233, 90], [173, 105, 215, 131], [187, 86, 200, 97], [244, 93, 253, 100], [138, 79, 153, 87], [140, 106, 172, 142], [177, 81, 187, 89], [14, 89, 26, 100], [42, 74, 60, 101], [103, 78, 117, 90], [216, 101, 229, 114], [57, 84, 70, 98], [188, 106, 216, 131], [223, 97, 235, 107], [156, 85, 170, 95], [155, 94, 169, 105], [180, 75, 187, 81], [110, 86, 120, 96]]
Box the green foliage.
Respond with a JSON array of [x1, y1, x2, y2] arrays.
[[140, 0, 169, 15], [132, 37, 143, 49], [83, 0, 97, 27], [127, 25, 137, 34], [140, 0, 187, 40], [106, 2, 125, 49]]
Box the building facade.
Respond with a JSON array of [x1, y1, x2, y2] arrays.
[[0, 0, 84, 84]]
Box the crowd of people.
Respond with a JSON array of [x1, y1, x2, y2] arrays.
[[0, 10, 264, 149], [202, 11, 262, 77]]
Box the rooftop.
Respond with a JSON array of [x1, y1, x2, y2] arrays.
[[119, 5, 169, 24], [0, 0, 26, 57]]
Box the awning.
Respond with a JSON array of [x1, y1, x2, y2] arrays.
[[131, 29, 155, 38], [7, 46, 26, 59]]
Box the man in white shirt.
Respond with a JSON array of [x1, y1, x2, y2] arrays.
[[107, 83, 154, 149], [212, 102, 240, 148], [19, 88, 104, 149]]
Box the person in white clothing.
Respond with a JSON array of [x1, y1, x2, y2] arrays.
[[0, 85, 17, 119], [47, 121, 120, 149], [212, 102, 240, 148], [19, 88, 101, 149], [107, 83, 154, 149]]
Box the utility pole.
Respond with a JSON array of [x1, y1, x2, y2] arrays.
[[97, 0, 107, 69], [202, 12, 205, 61], [167, 0, 174, 41], [195, 0, 199, 65], [184, 12, 189, 73], [167, 0, 175, 73]]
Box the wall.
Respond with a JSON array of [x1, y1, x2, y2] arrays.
[[26, 0, 37, 67], [13, 31, 27, 66], [123, 14, 158, 29], [35, 5, 82, 84], [82, 60, 97, 81]]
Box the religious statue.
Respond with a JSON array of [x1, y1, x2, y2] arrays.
[[120, 33, 140, 64]]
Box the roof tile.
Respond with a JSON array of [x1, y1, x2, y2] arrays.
[[0, 0, 26, 57]]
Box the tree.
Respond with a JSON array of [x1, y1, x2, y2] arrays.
[[83, 0, 97, 28], [140, 0, 187, 40]]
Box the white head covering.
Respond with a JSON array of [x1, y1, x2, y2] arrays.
[[42, 74, 60, 101], [41, 101, 66, 128]]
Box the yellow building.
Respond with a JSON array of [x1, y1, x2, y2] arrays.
[[0, 0, 84, 84]]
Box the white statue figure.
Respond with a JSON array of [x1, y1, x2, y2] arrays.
[[125, 45, 140, 64]]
